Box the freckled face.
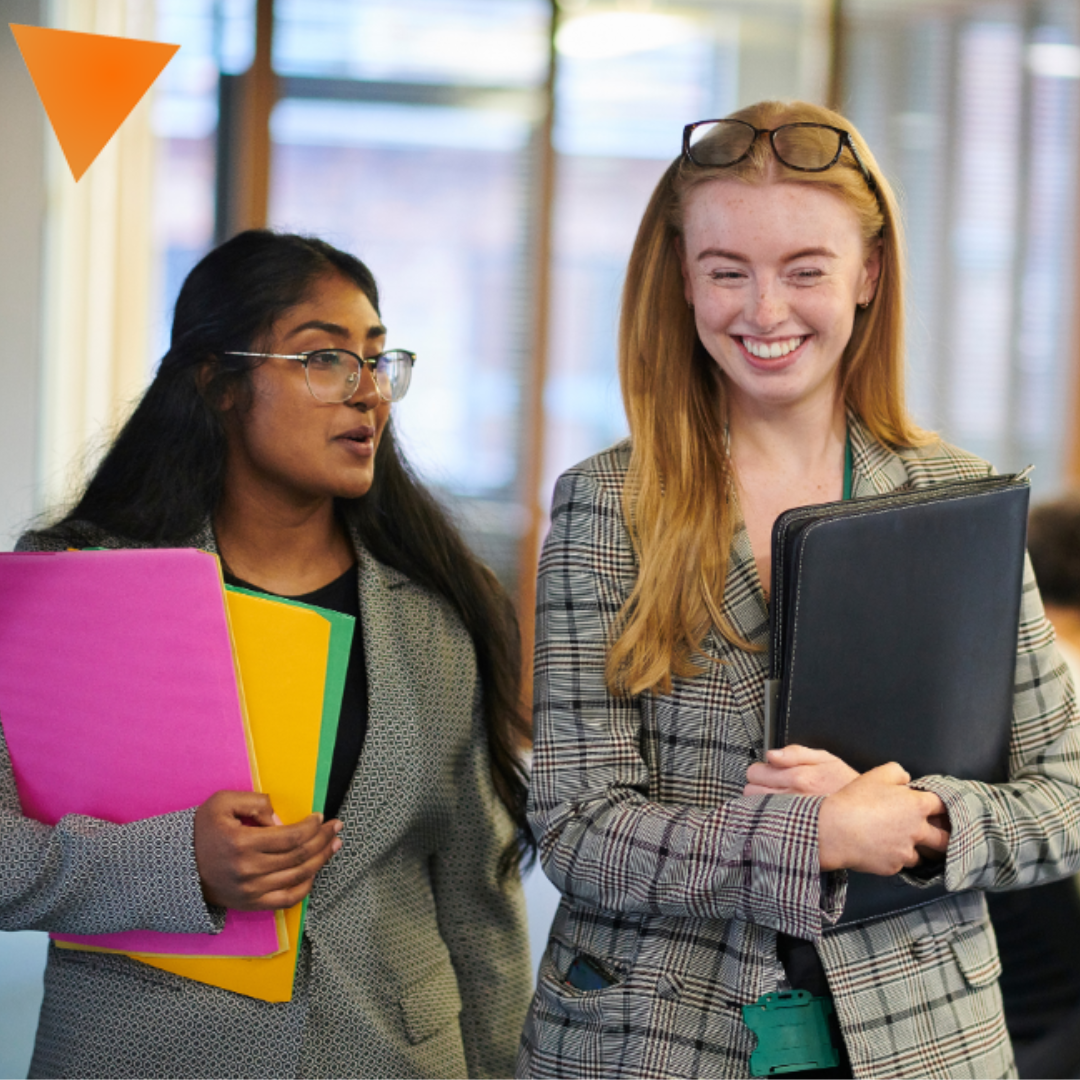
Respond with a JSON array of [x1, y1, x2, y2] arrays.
[[679, 180, 880, 416], [226, 273, 390, 504]]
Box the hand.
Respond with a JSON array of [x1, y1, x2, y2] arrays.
[[744, 744, 859, 797], [818, 763, 951, 875], [194, 790, 342, 911]]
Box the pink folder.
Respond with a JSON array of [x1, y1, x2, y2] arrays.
[[0, 548, 281, 957]]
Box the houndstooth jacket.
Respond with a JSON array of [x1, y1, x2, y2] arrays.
[[517, 419, 1080, 1080], [3, 520, 531, 1079]]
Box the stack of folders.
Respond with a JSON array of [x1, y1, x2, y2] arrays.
[[0, 548, 354, 1001], [764, 473, 1031, 925]]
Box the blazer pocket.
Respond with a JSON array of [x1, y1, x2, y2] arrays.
[[399, 958, 463, 1045], [949, 925, 1003, 988]]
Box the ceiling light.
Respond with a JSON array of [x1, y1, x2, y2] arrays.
[[555, 12, 697, 60]]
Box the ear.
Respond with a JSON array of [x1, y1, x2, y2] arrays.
[[197, 358, 235, 411], [860, 238, 883, 305]]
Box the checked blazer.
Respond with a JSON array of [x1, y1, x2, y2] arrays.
[[517, 418, 1080, 1080], [3, 519, 531, 1079]]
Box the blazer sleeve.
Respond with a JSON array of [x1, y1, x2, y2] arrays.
[[528, 466, 843, 940], [913, 553, 1080, 892], [0, 530, 223, 936], [0, 718, 223, 935], [431, 691, 532, 1080]]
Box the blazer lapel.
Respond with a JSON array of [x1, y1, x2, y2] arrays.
[[328, 542, 425, 866], [712, 520, 771, 752], [848, 413, 912, 497]]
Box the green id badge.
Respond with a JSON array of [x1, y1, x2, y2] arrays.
[[742, 989, 840, 1077]]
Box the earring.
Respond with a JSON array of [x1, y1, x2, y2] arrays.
[[858, 299, 871, 309], [687, 298, 694, 310]]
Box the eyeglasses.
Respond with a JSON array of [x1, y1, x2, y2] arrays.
[[682, 119, 878, 195], [223, 348, 416, 404]]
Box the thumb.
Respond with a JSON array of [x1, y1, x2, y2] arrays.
[[863, 761, 911, 786], [219, 790, 279, 827]]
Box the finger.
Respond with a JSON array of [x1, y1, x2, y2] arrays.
[[901, 846, 923, 869], [918, 793, 948, 818], [204, 790, 278, 827], [864, 762, 911, 786], [244, 813, 330, 856], [768, 745, 834, 767], [250, 878, 319, 911], [746, 764, 795, 789], [236, 837, 342, 907], [743, 783, 782, 796], [918, 821, 951, 853], [239, 820, 341, 877]]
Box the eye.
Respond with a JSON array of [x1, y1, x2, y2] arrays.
[[708, 269, 746, 283], [789, 268, 823, 283], [305, 350, 344, 371]]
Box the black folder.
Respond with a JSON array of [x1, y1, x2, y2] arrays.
[[765, 473, 1031, 925]]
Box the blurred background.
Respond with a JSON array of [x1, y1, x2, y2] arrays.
[[3, 0, 1080, 1075]]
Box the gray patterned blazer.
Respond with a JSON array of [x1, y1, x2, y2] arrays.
[[517, 419, 1080, 1079], [3, 520, 531, 1079]]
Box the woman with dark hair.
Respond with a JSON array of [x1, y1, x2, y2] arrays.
[[517, 101, 1080, 1079], [3, 229, 533, 1079]]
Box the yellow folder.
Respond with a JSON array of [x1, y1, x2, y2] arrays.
[[127, 587, 351, 1001]]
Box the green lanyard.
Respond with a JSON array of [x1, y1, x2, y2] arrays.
[[842, 431, 853, 501]]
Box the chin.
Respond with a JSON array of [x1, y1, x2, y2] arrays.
[[334, 472, 376, 500]]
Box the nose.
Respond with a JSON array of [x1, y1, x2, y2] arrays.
[[746, 276, 788, 332], [346, 360, 381, 408]]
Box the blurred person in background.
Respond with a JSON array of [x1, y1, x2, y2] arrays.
[[517, 100, 1080, 1079], [3, 230, 532, 1079], [985, 495, 1080, 1079], [1029, 496, 1080, 681]]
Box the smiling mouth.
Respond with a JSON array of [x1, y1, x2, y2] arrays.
[[739, 335, 808, 360]]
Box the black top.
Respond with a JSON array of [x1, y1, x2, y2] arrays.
[[224, 564, 368, 821]]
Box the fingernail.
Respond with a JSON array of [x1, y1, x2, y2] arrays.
[[316, 812, 324, 824], [332, 838, 343, 853], [333, 820, 343, 834], [272, 813, 283, 826]]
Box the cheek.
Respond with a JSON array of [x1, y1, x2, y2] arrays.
[[696, 289, 742, 330], [372, 405, 392, 448]]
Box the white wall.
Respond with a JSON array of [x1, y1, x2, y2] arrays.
[[0, 0, 46, 550], [0, 4, 50, 1077]]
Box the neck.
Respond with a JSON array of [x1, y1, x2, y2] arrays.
[[726, 385, 847, 477], [213, 473, 354, 596]]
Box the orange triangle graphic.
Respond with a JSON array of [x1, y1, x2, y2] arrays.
[[10, 24, 179, 182]]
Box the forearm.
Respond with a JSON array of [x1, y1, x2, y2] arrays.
[[0, 805, 221, 935], [913, 616, 1080, 892], [534, 786, 845, 938], [915, 767, 1080, 893]]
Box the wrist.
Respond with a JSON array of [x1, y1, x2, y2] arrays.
[[817, 794, 844, 872]]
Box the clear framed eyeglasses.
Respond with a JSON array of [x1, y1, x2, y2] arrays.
[[223, 348, 416, 404]]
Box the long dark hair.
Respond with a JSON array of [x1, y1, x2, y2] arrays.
[[35, 230, 534, 875]]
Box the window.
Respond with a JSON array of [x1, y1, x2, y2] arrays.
[[267, 0, 550, 589], [845, 0, 1080, 493], [151, 0, 255, 363]]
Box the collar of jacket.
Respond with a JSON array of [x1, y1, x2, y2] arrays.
[[846, 411, 912, 498]]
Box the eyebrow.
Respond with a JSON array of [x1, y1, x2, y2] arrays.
[[695, 246, 839, 262], [286, 319, 388, 340]]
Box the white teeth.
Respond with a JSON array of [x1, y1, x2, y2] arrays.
[[742, 336, 804, 359]]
